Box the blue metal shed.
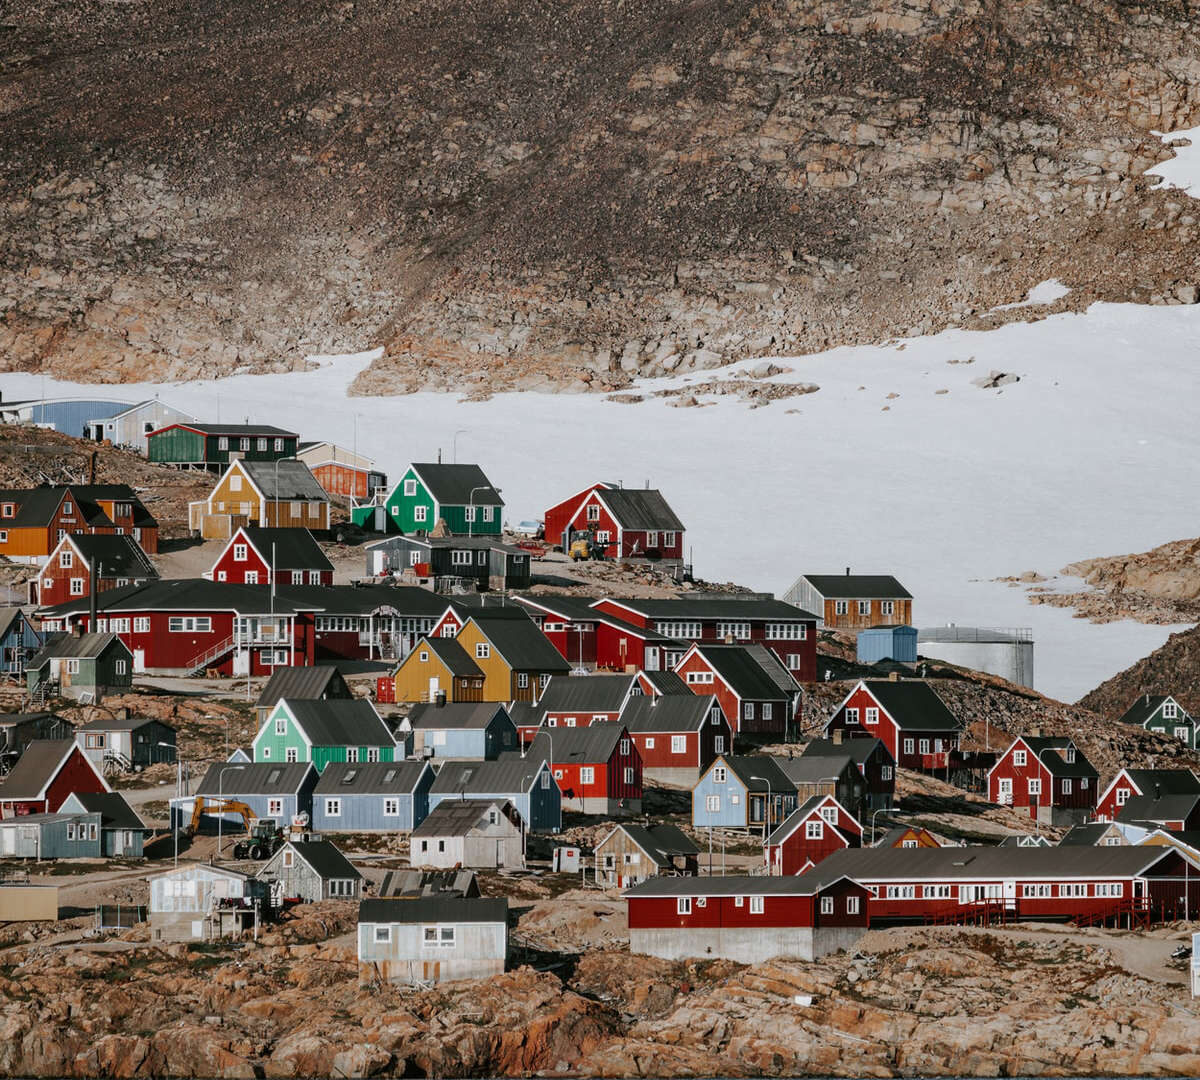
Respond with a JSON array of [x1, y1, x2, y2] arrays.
[[27, 399, 133, 437], [856, 626, 918, 664]]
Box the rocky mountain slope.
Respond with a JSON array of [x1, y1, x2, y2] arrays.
[[1079, 622, 1200, 718], [3, 0, 1200, 390]]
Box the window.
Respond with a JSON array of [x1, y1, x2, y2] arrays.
[[766, 623, 807, 640], [1081, 778, 1089, 790], [662, 531, 675, 546], [267, 799, 283, 816], [716, 622, 750, 641], [806, 820, 823, 839], [285, 748, 297, 763], [110, 618, 130, 633], [714, 736, 725, 754], [238, 437, 250, 451], [230, 475, 242, 492], [1058, 883, 1087, 897], [275, 717, 286, 735], [923, 884, 952, 898], [348, 748, 359, 763], [60, 550, 73, 568], [620, 738, 631, 755], [414, 506, 428, 523], [66, 659, 80, 674], [168, 617, 212, 633], [749, 895, 764, 914], [623, 767, 634, 783], [66, 824, 76, 841], [847, 896, 860, 914], [262, 747, 270, 758], [1065, 747, 1076, 764], [820, 806, 837, 824], [1096, 882, 1123, 898], [274, 438, 284, 452], [540, 772, 550, 789], [903, 738, 914, 755], [865, 708, 878, 725], [735, 897, 744, 907], [644, 737, 655, 750], [244, 570, 259, 585], [705, 795, 721, 812], [325, 798, 341, 817], [787, 654, 802, 670], [70, 578, 84, 596], [282, 850, 294, 869], [762, 703, 773, 722], [657, 621, 702, 639], [834, 600, 848, 615], [858, 600, 870, 615], [881, 765, 893, 781], [0, 504, 11, 518], [217, 436, 229, 451], [114, 660, 127, 675], [440, 622, 457, 638], [743, 703, 754, 720], [713, 766, 727, 783], [919, 739, 930, 754], [517, 673, 529, 689], [291, 571, 304, 585], [0, 530, 8, 543], [63, 501, 73, 516], [464, 506, 476, 523], [587, 504, 600, 522], [1013, 749, 1027, 767], [475, 643, 490, 659], [1116, 788, 1130, 805], [374, 925, 391, 943], [1028, 778, 1042, 796], [596, 530, 610, 543], [671, 735, 686, 754], [686, 671, 714, 685], [880, 601, 894, 616], [580, 767, 595, 784], [885, 885, 915, 900], [1062, 779, 1072, 795], [845, 708, 859, 725], [1164, 702, 1179, 720], [450, 549, 472, 567], [820, 896, 834, 915], [677, 897, 692, 914]]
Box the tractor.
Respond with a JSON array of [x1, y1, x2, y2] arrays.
[[232, 821, 285, 861], [568, 529, 607, 561]]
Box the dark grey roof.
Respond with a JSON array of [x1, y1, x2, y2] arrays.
[[274, 839, 361, 880], [0, 741, 87, 800], [1118, 695, 1190, 728], [623, 874, 836, 898], [63, 534, 158, 579], [67, 791, 145, 831], [691, 645, 791, 700], [378, 869, 479, 898], [856, 680, 960, 732], [1120, 769, 1200, 797], [196, 761, 315, 796], [315, 761, 431, 795], [773, 754, 855, 785], [1012, 736, 1098, 779], [537, 674, 636, 713], [507, 702, 543, 729], [75, 714, 174, 734], [236, 527, 334, 572], [600, 597, 818, 621], [620, 694, 718, 733], [526, 722, 625, 764], [512, 595, 601, 622], [430, 758, 547, 797], [1117, 793, 1200, 825], [607, 823, 698, 867], [410, 463, 503, 507], [1058, 823, 1119, 846], [812, 845, 1186, 881], [718, 755, 797, 794], [255, 665, 351, 710], [800, 575, 912, 599], [596, 488, 684, 532], [3, 485, 156, 531], [240, 459, 328, 502], [407, 702, 510, 731], [411, 799, 517, 838], [168, 423, 296, 437], [639, 670, 690, 696], [744, 644, 800, 696], [803, 737, 890, 765], [281, 699, 394, 747], [358, 896, 507, 925], [469, 612, 570, 672], [27, 632, 128, 670], [414, 637, 483, 678]]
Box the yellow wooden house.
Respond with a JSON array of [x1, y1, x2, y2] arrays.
[[392, 636, 485, 704], [188, 459, 331, 540], [453, 611, 571, 703]]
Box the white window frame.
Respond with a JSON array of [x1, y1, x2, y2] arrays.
[[677, 897, 692, 914], [820, 896, 834, 915], [325, 798, 341, 817], [1013, 749, 1027, 767], [805, 820, 823, 839]]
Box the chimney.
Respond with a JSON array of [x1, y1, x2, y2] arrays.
[[889, 671, 900, 682], [1031, 725, 1042, 738], [435, 691, 446, 708], [72, 621, 84, 638], [833, 729, 844, 745], [724, 634, 734, 644], [1145, 692, 1150, 706], [845, 567, 850, 576]]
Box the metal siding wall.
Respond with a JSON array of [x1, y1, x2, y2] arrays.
[[33, 401, 129, 436]]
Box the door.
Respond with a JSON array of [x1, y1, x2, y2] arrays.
[[429, 676, 441, 701], [496, 839, 505, 868], [373, 551, 386, 575], [133, 649, 146, 674], [0, 828, 14, 856], [1003, 879, 1016, 909], [997, 778, 1012, 805], [645, 647, 660, 672], [233, 650, 249, 676]]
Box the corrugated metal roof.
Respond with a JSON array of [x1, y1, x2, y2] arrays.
[[537, 674, 636, 713], [469, 612, 570, 672], [64, 534, 159, 578], [1118, 793, 1200, 824], [623, 874, 829, 898], [237, 527, 334, 572], [196, 761, 315, 796], [377, 869, 479, 898], [639, 670, 690, 696], [283, 699, 393, 747], [240, 460, 328, 502], [859, 680, 960, 732], [596, 488, 684, 532], [720, 755, 797, 794], [411, 799, 516, 837], [315, 761, 430, 795], [0, 741, 82, 800], [358, 896, 507, 924], [430, 758, 545, 797], [415, 637, 483, 678], [774, 754, 853, 785], [1123, 769, 1200, 796], [620, 695, 715, 733], [408, 702, 508, 731], [27, 632, 126, 668], [802, 737, 888, 765], [527, 722, 624, 764], [692, 645, 790, 700], [607, 823, 698, 867], [65, 791, 146, 831], [268, 839, 361, 880], [255, 665, 350, 710]]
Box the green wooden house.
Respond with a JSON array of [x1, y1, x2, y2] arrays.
[[25, 632, 132, 703], [147, 423, 299, 471], [1118, 693, 1197, 749], [254, 697, 399, 773], [384, 463, 503, 536]]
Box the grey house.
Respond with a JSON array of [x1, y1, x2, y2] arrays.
[[312, 760, 436, 833], [410, 799, 525, 870], [405, 702, 519, 760], [175, 761, 318, 830], [59, 791, 147, 857], [0, 791, 144, 859], [0, 608, 42, 676], [75, 714, 176, 772], [364, 535, 532, 591], [256, 838, 363, 903], [26, 632, 133, 703], [357, 896, 509, 985], [149, 863, 268, 942]]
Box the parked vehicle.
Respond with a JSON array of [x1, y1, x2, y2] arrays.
[[510, 520, 544, 538], [233, 821, 285, 861]]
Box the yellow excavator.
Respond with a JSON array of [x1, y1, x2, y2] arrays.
[[183, 797, 284, 859], [184, 795, 257, 839]]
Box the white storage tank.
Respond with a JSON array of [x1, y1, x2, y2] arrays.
[[917, 625, 1034, 689]]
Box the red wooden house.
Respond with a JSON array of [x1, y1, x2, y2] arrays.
[[825, 679, 961, 772], [207, 526, 334, 586], [590, 597, 817, 680], [1096, 768, 1200, 823], [544, 483, 686, 564], [765, 794, 863, 875], [539, 674, 639, 728], [810, 845, 1200, 923], [526, 723, 642, 815], [673, 643, 796, 737], [986, 734, 1098, 826], [31, 533, 158, 605], [625, 873, 870, 962], [0, 740, 110, 818], [620, 694, 731, 786]]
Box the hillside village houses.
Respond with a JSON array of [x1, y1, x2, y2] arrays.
[[0, 484, 159, 563], [31, 533, 158, 606], [189, 459, 330, 540]]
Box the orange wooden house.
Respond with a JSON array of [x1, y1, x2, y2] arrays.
[[0, 485, 158, 564]]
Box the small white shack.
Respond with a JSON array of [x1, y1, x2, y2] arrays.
[[409, 799, 524, 870], [357, 896, 508, 984], [149, 862, 266, 942]]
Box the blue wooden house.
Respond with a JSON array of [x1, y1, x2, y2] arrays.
[[313, 761, 436, 832], [174, 762, 319, 830], [0, 608, 42, 676], [403, 702, 518, 760], [429, 757, 561, 833], [691, 755, 797, 831], [0, 790, 146, 858]]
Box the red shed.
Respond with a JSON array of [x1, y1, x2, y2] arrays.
[[625, 872, 869, 962], [527, 723, 642, 815], [0, 740, 110, 818], [987, 734, 1099, 826]]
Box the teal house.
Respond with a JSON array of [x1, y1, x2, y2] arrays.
[[1118, 693, 1197, 749], [254, 698, 398, 773], [384, 463, 503, 536]]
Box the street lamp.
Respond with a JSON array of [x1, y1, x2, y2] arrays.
[[871, 805, 902, 845], [216, 764, 245, 858], [159, 742, 180, 867], [467, 485, 494, 539], [750, 775, 773, 845], [451, 429, 468, 464]]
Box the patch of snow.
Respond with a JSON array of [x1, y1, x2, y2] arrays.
[[1145, 126, 1200, 198], [4, 306, 1197, 703], [992, 278, 1071, 312]]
